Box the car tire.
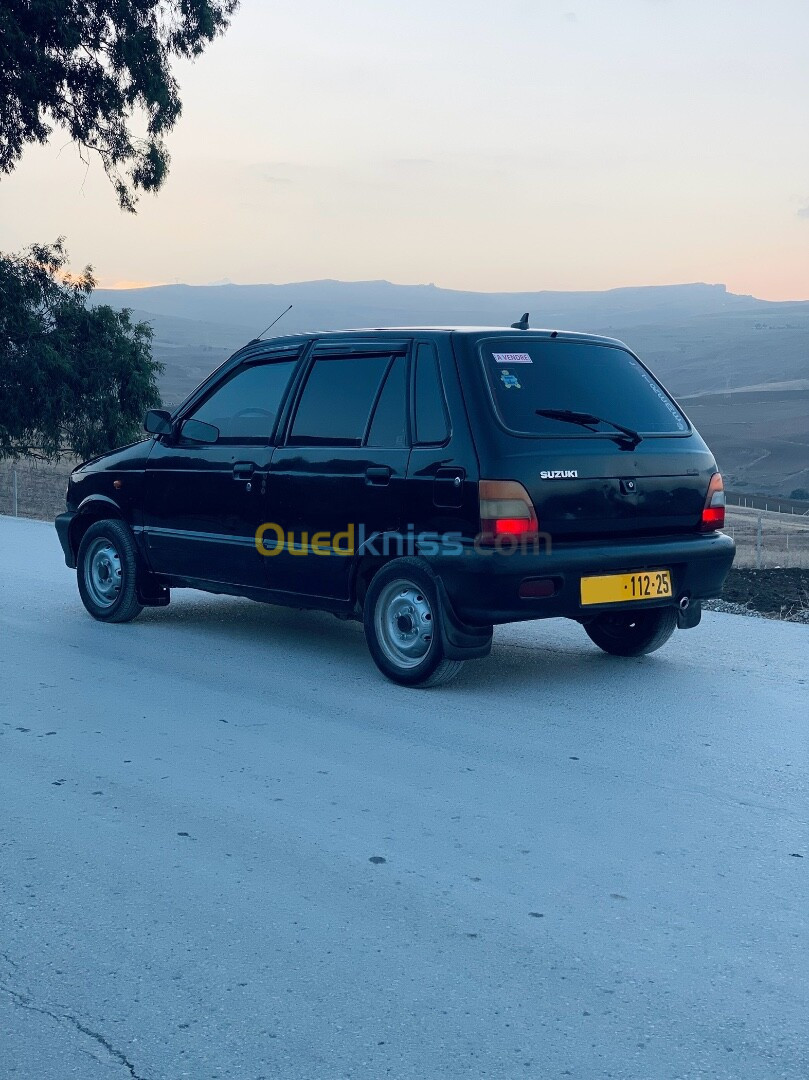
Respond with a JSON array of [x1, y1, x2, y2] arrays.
[[76, 519, 144, 624], [583, 606, 677, 657], [363, 560, 464, 687]]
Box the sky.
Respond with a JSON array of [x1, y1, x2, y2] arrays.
[[1, 0, 808, 299]]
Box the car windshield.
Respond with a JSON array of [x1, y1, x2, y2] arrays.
[[480, 339, 689, 436]]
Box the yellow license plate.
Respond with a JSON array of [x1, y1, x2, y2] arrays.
[[580, 569, 672, 606]]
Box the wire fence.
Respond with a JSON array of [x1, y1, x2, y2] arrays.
[[0, 460, 74, 522], [726, 491, 809, 517], [724, 507, 809, 569]]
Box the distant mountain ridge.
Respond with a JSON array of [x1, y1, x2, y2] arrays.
[[94, 279, 777, 337]]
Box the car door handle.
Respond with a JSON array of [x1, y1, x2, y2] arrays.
[[233, 462, 256, 480], [365, 466, 392, 486]]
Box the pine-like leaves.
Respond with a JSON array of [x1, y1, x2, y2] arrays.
[[0, 239, 163, 460], [0, 0, 239, 211]]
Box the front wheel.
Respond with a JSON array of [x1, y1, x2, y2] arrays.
[[583, 606, 677, 657], [363, 561, 463, 687], [76, 519, 143, 623]]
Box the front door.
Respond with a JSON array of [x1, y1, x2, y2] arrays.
[[264, 346, 411, 600], [143, 354, 300, 588]]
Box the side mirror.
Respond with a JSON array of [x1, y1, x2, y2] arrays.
[[180, 418, 220, 445], [144, 409, 173, 436]]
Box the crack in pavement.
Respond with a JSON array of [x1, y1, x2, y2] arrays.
[[0, 950, 20, 970], [1, 981, 149, 1080]]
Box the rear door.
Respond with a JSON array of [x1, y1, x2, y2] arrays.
[[265, 341, 411, 600]]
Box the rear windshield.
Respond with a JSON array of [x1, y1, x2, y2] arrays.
[[480, 339, 688, 436]]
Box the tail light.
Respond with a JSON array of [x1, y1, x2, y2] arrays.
[[700, 472, 725, 531], [479, 480, 539, 542]]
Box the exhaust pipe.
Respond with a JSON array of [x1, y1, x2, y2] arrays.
[[677, 593, 701, 629]]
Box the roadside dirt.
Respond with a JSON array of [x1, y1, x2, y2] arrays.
[[717, 567, 809, 621]]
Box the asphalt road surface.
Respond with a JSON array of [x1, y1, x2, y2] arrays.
[[1, 516, 807, 1079]]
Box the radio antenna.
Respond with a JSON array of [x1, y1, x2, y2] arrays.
[[248, 304, 293, 344]]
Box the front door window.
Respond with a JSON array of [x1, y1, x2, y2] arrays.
[[188, 359, 298, 444]]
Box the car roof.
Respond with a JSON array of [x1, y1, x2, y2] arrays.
[[260, 327, 629, 348]]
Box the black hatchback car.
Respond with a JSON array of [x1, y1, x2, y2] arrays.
[[56, 326, 735, 686]]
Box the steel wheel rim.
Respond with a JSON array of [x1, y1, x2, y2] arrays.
[[374, 579, 435, 669], [84, 537, 122, 608]]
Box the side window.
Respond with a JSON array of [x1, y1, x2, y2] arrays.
[[188, 359, 297, 444], [289, 355, 391, 446], [414, 343, 450, 445], [366, 357, 409, 448]]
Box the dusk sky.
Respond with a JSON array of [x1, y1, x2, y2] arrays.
[[1, 0, 808, 299]]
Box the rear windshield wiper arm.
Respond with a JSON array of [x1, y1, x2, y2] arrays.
[[535, 409, 642, 447]]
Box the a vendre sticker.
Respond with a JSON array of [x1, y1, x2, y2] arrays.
[[493, 352, 533, 364]]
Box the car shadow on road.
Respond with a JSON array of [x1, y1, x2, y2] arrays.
[[136, 592, 681, 697], [137, 591, 369, 664]]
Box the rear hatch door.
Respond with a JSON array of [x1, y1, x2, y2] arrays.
[[470, 335, 715, 539]]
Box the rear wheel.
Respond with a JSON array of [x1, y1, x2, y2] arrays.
[[76, 519, 143, 623], [363, 562, 463, 687], [583, 606, 677, 657]]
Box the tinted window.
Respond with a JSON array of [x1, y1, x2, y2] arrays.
[[414, 344, 449, 444], [189, 360, 297, 444], [366, 357, 409, 448], [289, 355, 391, 446], [480, 340, 688, 435]]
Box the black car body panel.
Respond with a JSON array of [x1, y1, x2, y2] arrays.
[[57, 327, 735, 635]]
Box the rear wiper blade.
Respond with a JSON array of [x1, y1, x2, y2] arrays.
[[535, 409, 642, 447]]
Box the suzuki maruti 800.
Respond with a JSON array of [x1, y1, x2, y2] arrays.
[[56, 325, 735, 686]]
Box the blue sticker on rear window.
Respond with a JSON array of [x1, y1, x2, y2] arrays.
[[500, 369, 521, 389]]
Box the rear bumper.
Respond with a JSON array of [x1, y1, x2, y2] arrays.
[[55, 511, 77, 568], [428, 530, 735, 625]]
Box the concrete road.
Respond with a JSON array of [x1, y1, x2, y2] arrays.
[[1, 515, 807, 1079]]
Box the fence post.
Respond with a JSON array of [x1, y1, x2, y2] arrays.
[[13, 468, 18, 517], [756, 514, 762, 569]]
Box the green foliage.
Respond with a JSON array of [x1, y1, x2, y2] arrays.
[[0, 0, 238, 211], [0, 239, 163, 461], [789, 489, 809, 501]]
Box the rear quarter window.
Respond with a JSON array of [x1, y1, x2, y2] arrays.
[[480, 339, 688, 436], [414, 343, 450, 445]]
